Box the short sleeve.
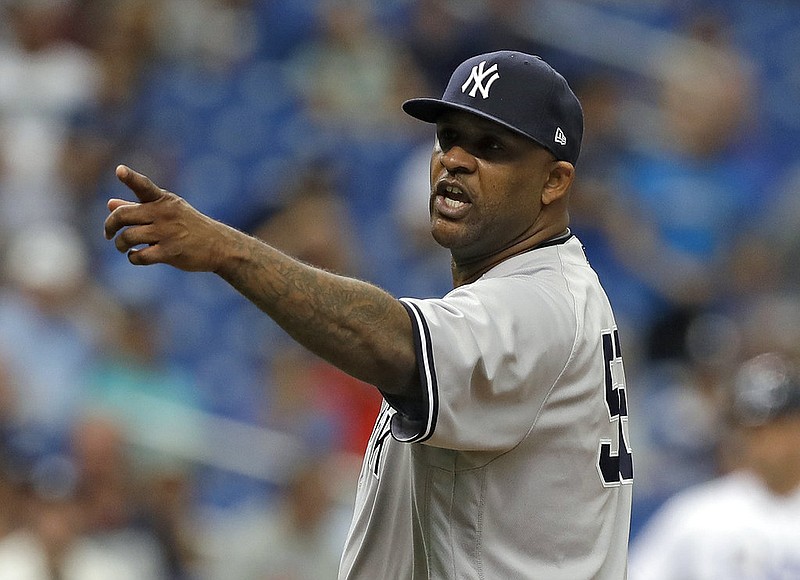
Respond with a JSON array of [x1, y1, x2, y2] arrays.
[[390, 274, 578, 451]]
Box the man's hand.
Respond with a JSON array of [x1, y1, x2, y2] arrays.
[[104, 165, 236, 272], [104, 166, 419, 395]]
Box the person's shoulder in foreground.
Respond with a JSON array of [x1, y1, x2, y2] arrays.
[[629, 351, 800, 580], [340, 50, 633, 580]]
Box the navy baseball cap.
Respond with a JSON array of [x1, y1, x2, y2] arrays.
[[731, 352, 800, 426], [403, 51, 584, 165]]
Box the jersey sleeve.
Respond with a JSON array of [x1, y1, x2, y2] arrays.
[[389, 275, 578, 451]]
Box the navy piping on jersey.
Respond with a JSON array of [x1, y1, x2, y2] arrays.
[[388, 300, 439, 443]]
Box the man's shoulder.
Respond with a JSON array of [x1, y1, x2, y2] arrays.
[[657, 471, 761, 521]]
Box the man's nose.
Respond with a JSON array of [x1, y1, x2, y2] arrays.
[[440, 145, 477, 174]]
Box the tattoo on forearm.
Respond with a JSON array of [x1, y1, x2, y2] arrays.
[[218, 237, 406, 383]]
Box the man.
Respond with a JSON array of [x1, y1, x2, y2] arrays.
[[628, 351, 800, 579], [105, 51, 633, 579]]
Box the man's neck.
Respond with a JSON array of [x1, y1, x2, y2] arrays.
[[451, 228, 571, 287]]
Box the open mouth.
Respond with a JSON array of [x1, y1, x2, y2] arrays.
[[434, 182, 472, 218], [442, 185, 468, 210]]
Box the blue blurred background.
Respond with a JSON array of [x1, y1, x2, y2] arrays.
[[0, 0, 798, 577]]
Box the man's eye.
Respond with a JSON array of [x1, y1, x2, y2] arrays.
[[483, 138, 504, 151], [438, 129, 457, 145]]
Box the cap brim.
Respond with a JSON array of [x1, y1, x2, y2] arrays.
[[402, 98, 553, 156]]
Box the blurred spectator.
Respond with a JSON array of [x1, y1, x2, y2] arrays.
[[0, 455, 24, 542], [466, 0, 549, 63], [735, 292, 800, 364], [403, 0, 549, 95], [401, 0, 479, 94], [629, 351, 800, 579], [0, 357, 24, 541], [198, 457, 350, 580], [0, 0, 99, 241], [249, 0, 317, 61], [70, 415, 170, 579], [248, 171, 364, 279], [82, 303, 204, 479], [81, 303, 205, 578], [155, 0, 260, 70], [154, 0, 316, 65], [286, 0, 426, 135], [262, 343, 341, 456], [0, 225, 118, 451], [568, 69, 653, 367], [591, 13, 770, 360], [0, 355, 19, 452], [264, 342, 381, 458], [627, 310, 741, 534], [144, 466, 199, 580], [731, 162, 800, 298], [0, 452, 147, 580]]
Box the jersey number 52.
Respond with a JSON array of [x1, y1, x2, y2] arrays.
[[597, 329, 634, 487]]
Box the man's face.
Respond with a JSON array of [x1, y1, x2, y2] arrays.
[[742, 414, 800, 495], [428, 111, 555, 263]]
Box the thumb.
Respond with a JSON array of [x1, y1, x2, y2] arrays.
[[116, 165, 165, 204]]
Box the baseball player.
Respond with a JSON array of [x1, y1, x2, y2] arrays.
[[104, 51, 633, 579], [628, 351, 800, 579]]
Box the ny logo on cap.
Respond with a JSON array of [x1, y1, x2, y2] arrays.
[[461, 61, 500, 99]]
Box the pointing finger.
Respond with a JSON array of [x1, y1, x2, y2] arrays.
[[116, 165, 166, 204]]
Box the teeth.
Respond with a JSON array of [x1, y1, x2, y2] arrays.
[[439, 184, 468, 211], [444, 197, 466, 209]]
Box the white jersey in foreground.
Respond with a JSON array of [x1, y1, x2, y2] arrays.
[[629, 471, 800, 580], [339, 234, 633, 579]]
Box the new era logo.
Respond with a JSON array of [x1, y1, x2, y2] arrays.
[[554, 127, 567, 146], [461, 61, 500, 99]]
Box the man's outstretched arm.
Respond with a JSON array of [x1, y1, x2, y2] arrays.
[[104, 165, 419, 397]]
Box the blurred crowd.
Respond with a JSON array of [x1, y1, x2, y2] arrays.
[[0, 0, 798, 578]]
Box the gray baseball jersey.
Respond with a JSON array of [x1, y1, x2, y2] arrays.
[[339, 234, 633, 579]]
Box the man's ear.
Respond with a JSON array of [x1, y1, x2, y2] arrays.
[[542, 161, 575, 205]]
